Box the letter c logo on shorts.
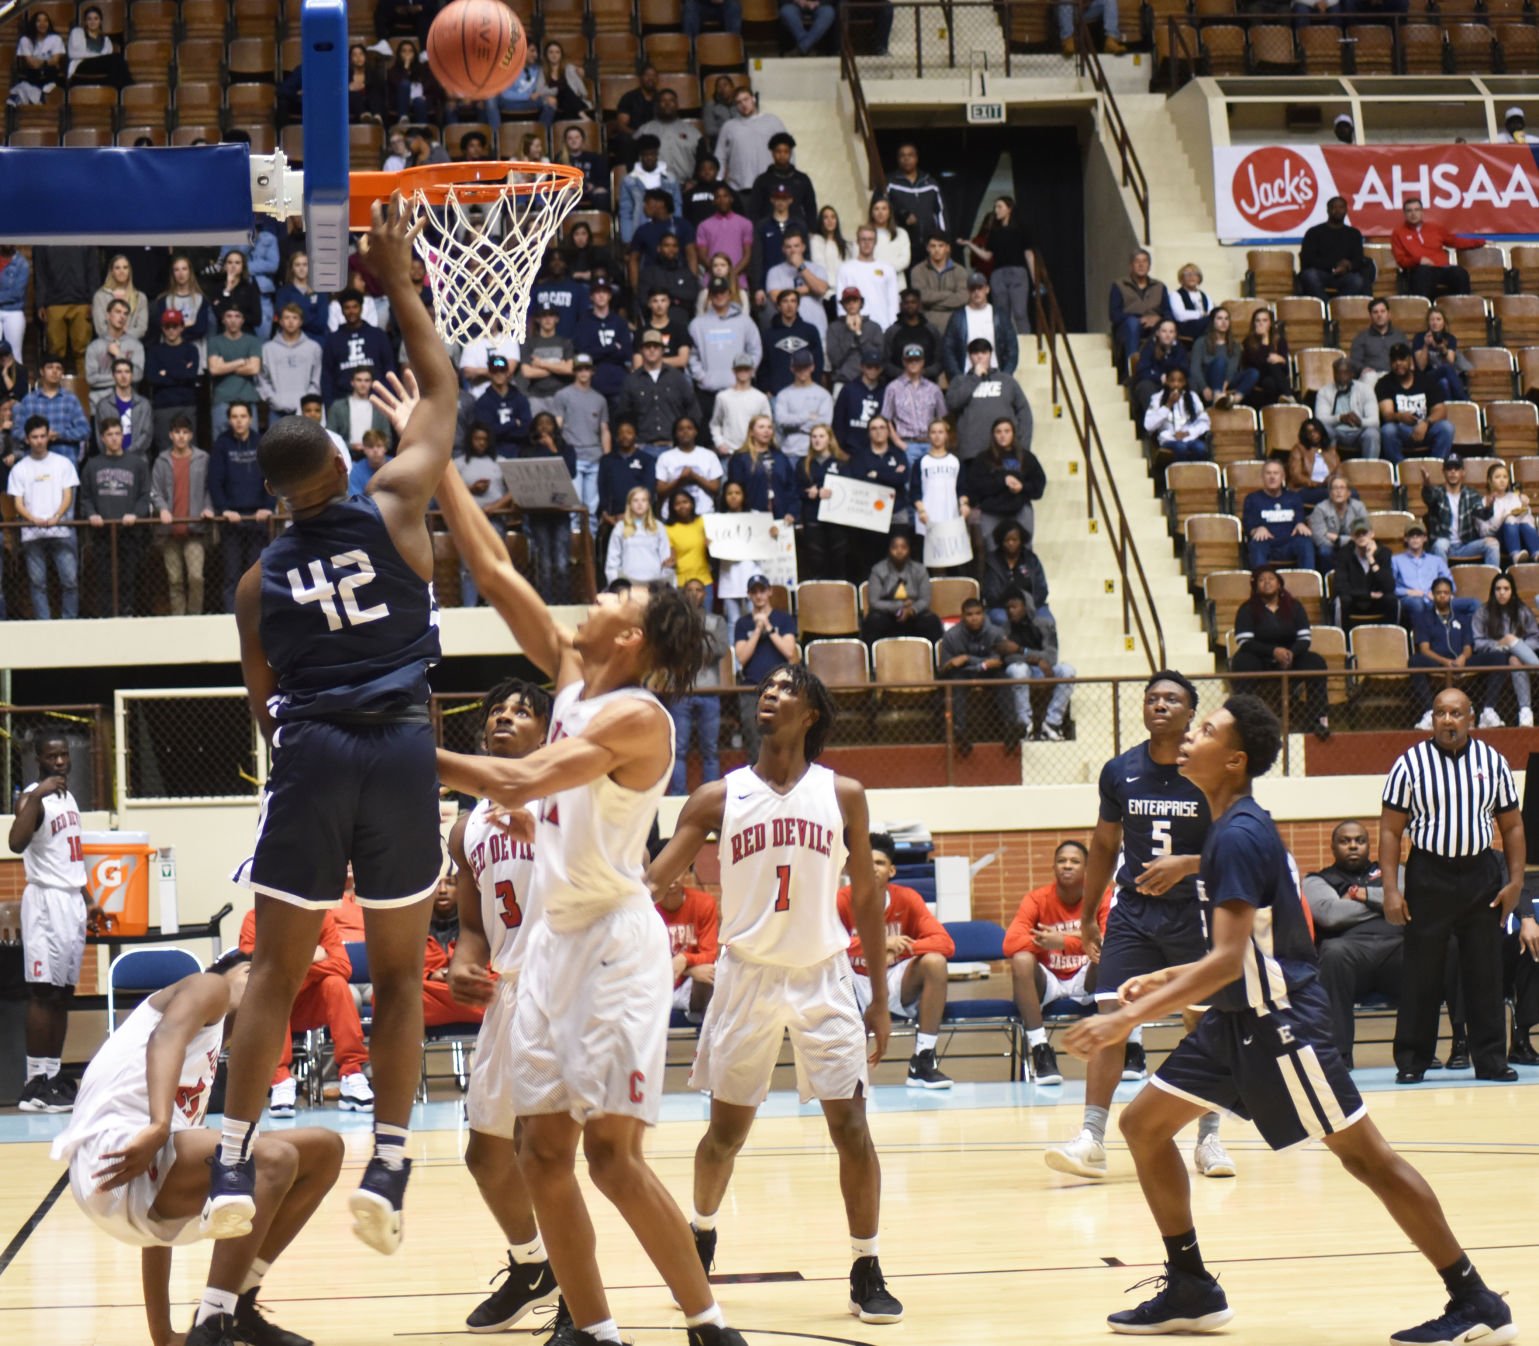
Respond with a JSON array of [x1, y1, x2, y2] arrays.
[[1232, 147, 1318, 233], [629, 1071, 645, 1104]]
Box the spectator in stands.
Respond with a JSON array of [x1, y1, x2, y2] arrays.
[[773, 348, 833, 461], [635, 239, 700, 330], [529, 38, 591, 126], [948, 340, 1033, 465], [348, 430, 390, 496], [735, 572, 800, 753], [14, 10, 65, 94], [239, 908, 373, 1117], [631, 205, 698, 302], [321, 290, 395, 402], [1409, 577, 1474, 729], [1333, 113, 1355, 143], [664, 479, 710, 590], [966, 416, 1043, 543], [1303, 820, 1398, 1068], [1472, 572, 1539, 728], [701, 77, 740, 148], [667, 577, 729, 795], [796, 423, 852, 577], [984, 518, 1049, 623], [944, 272, 1019, 378], [479, 59, 539, 128], [697, 184, 754, 294], [685, 0, 742, 35], [605, 484, 674, 585], [1316, 356, 1381, 460], [1297, 196, 1374, 302], [208, 250, 263, 335], [717, 86, 789, 193], [594, 419, 649, 537], [620, 331, 702, 458], [881, 143, 948, 255], [1349, 297, 1407, 393], [1143, 367, 1211, 464], [710, 351, 772, 451], [454, 427, 505, 606], [552, 353, 609, 531], [655, 864, 719, 1022], [868, 198, 911, 278], [573, 278, 634, 405], [836, 225, 901, 331], [1411, 307, 1470, 406], [612, 63, 660, 166], [16, 354, 90, 466], [384, 40, 441, 124], [475, 354, 532, 457], [34, 245, 97, 386], [810, 205, 852, 291], [0, 248, 29, 360], [997, 588, 1074, 741], [1286, 416, 1339, 506], [84, 298, 144, 394], [939, 596, 1028, 755], [532, 250, 593, 339], [1391, 196, 1480, 299], [1482, 462, 1539, 564], [94, 358, 152, 457], [520, 412, 576, 602], [845, 414, 908, 580], [1059, 0, 1124, 54], [828, 289, 883, 386], [962, 196, 1033, 336], [1168, 263, 1213, 344], [831, 345, 887, 456], [1239, 308, 1293, 409], [151, 415, 211, 616], [520, 306, 576, 415], [656, 414, 723, 513], [91, 255, 147, 342], [306, 394, 347, 463], [1498, 106, 1528, 144], [1004, 840, 1110, 1082], [1335, 521, 1399, 626], [861, 527, 944, 644], [1379, 346, 1455, 465], [1231, 564, 1331, 738], [209, 402, 271, 611], [1189, 306, 1250, 409], [620, 146, 685, 246], [1394, 521, 1464, 627], [748, 133, 818, 225], [402, 125, 450, 168], [727, 413, 798, 519], [1244, 458, 1317, 570], [345, 41, 386, 123], [1310, 473, 1369, 562], [912, 235, 968, 337], [0, 337, 25, 405], [761, 289, 825, 396], [881, 344, 947, 466], [690, 277, 762, 420], [553, 125, 609, 213], [270, 251, 325, 341], [145, 311, 200, 451], [780, 0, 837, 53], [765, 231, 830, 340], [421, 872, 481, 1029], [328, 366, 393, 455], [80, 415, 149, 616], [1131, 317, 1189, 413], [883, 288, 943, 381], [909, 417, 967, 557], [7, 416, 79, 620], [257, 303, 323, 419], [1108, 248, 1169, 367]]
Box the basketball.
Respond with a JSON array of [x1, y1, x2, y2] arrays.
[[426, 0, 528, 102]]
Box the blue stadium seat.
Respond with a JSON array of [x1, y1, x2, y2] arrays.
[[106, 946, 201, 1031], [940, 920, 1021, 1076]]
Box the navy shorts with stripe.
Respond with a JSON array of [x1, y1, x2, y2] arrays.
[[233, 718, 443, 908], [1152, 978, 1367, 1150], [1096, 890, 1208, 1001]]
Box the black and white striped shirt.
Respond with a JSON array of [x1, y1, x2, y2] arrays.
[[1382, 737, 1519, 857]]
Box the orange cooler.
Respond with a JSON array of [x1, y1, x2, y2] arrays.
[[81, 831, 154, 935]]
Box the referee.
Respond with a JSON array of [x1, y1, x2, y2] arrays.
[[1380, 687, 1525, 1083]]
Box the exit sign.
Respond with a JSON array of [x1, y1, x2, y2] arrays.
[[967, 101, 1005, 125]]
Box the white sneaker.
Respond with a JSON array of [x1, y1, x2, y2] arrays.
[[1193, 1132, 1236, 1178], [1416, 710, 1434, 732], [339, 1072, 375, 1111], [1521, 708, 1534, 728], [1044, 1130, 1107, 1180], [1479, 707, 1504, 729], [268, 1077, 297, 1119], [1039, 722, 1065, 742]]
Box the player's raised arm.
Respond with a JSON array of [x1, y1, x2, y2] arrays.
[[647, 781, 727, 898], [446, 814, 496, 1008]]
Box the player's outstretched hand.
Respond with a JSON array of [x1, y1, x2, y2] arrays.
[[864, 1002, 890, 1068], [1118, 967, 1173, 1004], [490, 807, 536, 845], [360, 190, 425, 283], [1135, 854, 1191, 896], [92, 1122, 170, 1191], [1062, 1011, 1132, 1062], [369, 368, 421, 437], [448, 955, 498, 1008]]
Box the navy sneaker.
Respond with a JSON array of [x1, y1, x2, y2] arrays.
[[1108, 1266, 1233, 1334], [539, 1297, 577, 1344], [1390, 1289, 1517, 1345], [201, 1154, 256, 1240], [1122, 1042, 1149, 1081], [693, 1223, 718, 1275], [232, 1288, 312, 1346], [685, 1326, 749, 1346], [186, 1313, 238, 1346], [849, 1255, 904, 1323], [348, 1156, 411, 1255], [465, 1255, 559, 1332]]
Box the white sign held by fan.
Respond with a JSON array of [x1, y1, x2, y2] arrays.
[[820, 477, 896, 532], [704, 511, 777, 562], [500, 459, 582, 512], [923, 516, 972, 569], [759, 525, 799, 592]]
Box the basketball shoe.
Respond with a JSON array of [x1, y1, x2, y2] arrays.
[[692, 1224, 717, 1274], [906, 1048, 952, 1089], [1122, 1041, 1148, 1080], [1193, 1133, 1236, 1178], [233, 1288, 313, 1346], [1390, 1288, 1516, 1345], [1108, 1266, 1233, 1334], [466, 1255, 560, 1332], [201, 1154, 256, 1239], [267, 1078, 296, 1120], [849, 1256, 904, 1323], [1030, 1041, 1063, 1085], [1044, 1130, 1108, 1179], [349, 1155, 410, 1254], [186, 1313, 237, 1346]]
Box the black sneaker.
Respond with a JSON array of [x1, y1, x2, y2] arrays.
[[465, 1255, 559, 1332], [849, 1254, 904, 1323], [1445, 1037, 1471, 1070], [1510, 1034, 1539, 1066], [686, 1326, 749, 1346], [232, 1288, 312, 1346], [1108, 1265, 1233, 1334], [1122, 1041, 1148, 1081], [905, 1048, 952, 1090], [693, 1223, 717, 1274], [1031, 1041, 1063, 1086], [186, 1314, 239, 1346], [18, 1075, 72, 1113], [1389, 1288, 1516, 1345], [16, 1075, 47, 1112], [540, 1297, 579, 1344]]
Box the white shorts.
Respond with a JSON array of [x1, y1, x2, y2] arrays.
[[23, 883, 86, 987], [510, 904, 671, 1125], [689, 950, 868, 1108], [66, 1126, 200, 1248], [1040, 963, 1094, 1007], [465, 973, 520, 1140], [851, 958, 920, 1020]]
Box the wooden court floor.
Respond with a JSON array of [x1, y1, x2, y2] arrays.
[[0, 1082, 1534, 1345]]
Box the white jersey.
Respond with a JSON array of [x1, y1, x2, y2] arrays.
[[534, 681, 673, 933], [18, 782, 85, 891], [462, 796, 541, 974], [717, 763, 848, 967], [51, 995, 223, 1164]]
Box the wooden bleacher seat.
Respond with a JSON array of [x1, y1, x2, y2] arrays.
[[1226, 460, 1267, 505], [1185, 514, 1243, 590], [1247, 250, 1295, 301], [1295, 346, 1344, 401], [1165, 461, 1223, 533], [1367, 510, 1416, 552], [1205, 569, 1254, 648], [929, 576, 980, 620], [1458, 246, 1508, 301], [1342, 458, 1396, 512], [1387, 294, 1430, 334], [1487, 401, 1539, 459], [1466, 347, 1516, 404], [1440, 295, 1491, 350], [1442, 401, 1483, 451], [1208, 406, 1259, 467], [1276, 296, 1326, 350], [1495, 294, 1539, 351], [1261, 404, 1307, 457], [794, 580, 860, 638], [806, 638, 870, 689]]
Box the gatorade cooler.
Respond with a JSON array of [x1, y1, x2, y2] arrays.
[[82, 831, 154, 935]]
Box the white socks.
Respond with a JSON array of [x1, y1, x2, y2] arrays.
[[916, 1032, 938, 1054], [25, 1056, 59, 1081], [194, 1288, 239, 1325], [219, 1117, 255, 1167], [690, 1208, 718, 1231], [509, 1234, 546, 1264], [1026, 1027, 1047, 1047], [579, 1318, 622, 1343], [238, 1258, 270, 1294], [373, 1122, 409, 1172], [683, 1304, 726, 1329], [852, 1233, 879, 1259]]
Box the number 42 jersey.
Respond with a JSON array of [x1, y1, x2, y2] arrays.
[[259, 494, 441, 723], [1099, 741, 1211, 902]]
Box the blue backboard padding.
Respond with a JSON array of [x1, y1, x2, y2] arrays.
[[301, 0, 349, 291], [0, 145, 254, 244]]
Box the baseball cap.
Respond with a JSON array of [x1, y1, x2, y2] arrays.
[[840, 286, 864, 303], [488, 353, 510, 370], [533, 303, 556, 318], [589, 277, 612, 292], [1350, 520, 1371, 536], [640, 329, 666, 346], [160, 309, 184, 327], [859, 344, 883, 365], [902, 343, 925, 360], [1334, 113, 1354, 128], [967, 270, 989, 288], [1406, 521, 1427, 536], [770, 182, 793, 197], [708, 276, 732, 294], [746, 573, 771, 590], [573, 352, 594, 367], [1507, 105, 1526, 121], [1445, 453, 1465, 470], [731, 352, 757, 370], [790, 347, 814, 368]]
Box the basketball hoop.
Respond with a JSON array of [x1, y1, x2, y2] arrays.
[[349, 161, 585, 347]]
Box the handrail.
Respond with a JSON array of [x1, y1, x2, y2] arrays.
[[840, 24, 886, 194], [1075, 8, 1151, 244]]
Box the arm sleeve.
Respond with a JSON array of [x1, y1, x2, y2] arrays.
[[1495, 754, 1520, 813], [686, 895, 719, 967], [1382, 755, 1413, 811]]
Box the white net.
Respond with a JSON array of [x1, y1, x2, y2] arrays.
[[404, 166, 584, 347]]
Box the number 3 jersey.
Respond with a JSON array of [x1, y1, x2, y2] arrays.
[[462, 797, 540, 975], [1099, 741, 1211, 902], [718, 763, 848, 967], [259, 494, 441, 723]]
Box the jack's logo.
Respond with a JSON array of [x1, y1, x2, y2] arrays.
[[1233, 148, 1318, 231]]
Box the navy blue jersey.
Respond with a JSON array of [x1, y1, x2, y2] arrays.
[[1098, 742, 1210, 901], [258, 494, 440, 723], [1199, 796, 1318, 1014]]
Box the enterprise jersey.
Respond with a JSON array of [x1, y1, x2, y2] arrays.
[[18, 782, 85, 890], [534, 681, 672, 933], [718, 763, 848, 967], [462, 797, 540, 974], [1199, 796, 1319, 1013], [259, 494, 441, 722], [1099, 741, 1210, 901]]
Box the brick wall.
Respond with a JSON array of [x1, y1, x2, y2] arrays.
[[1, 857, 99, 993]]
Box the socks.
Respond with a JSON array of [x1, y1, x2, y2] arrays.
[[683, 1304, 725, 1329], [915, 1032, 938, 1054], [1083, 1104, 1110, 1145], [1197, 1112, 1220, 1141], [1128, 1024, 1145, 1045], [194, 1288, 239, 1325], [1026, 1027, 1047, 1047], [691, 1208, 718, 1231], [1163, 1229, 1207, 1279], [373, 1122, 409, 1172], [219, 1117, 255, 1167], [1439, 1254, 1488, 1298], [851, 1233, 879, 1259], [238, 1258, 271, 1295], [24, 1056, 45, 1082], [579, 1318, 622, 1343], [509, 1234, 546, 1264], [43, 1057, 61, 1078]]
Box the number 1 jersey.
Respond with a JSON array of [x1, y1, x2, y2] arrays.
[[1099, 741, 1210, 902], [718, 763, 848, 967]]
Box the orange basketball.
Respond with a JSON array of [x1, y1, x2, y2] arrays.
[[426, 0, 528, 102]]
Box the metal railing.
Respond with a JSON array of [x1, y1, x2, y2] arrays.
[[1075, 9, 1151, 244]]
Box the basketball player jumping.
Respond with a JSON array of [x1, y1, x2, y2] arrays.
[[443, 678, 564, 1333], [1045, 671, 1235, 1182], [52, 950, 343, 1346], [648, 664, 905, 1325], [1064, 695, 1516, 1345], [211, 195, 457, 1255], [411, 384, 741, 1346]]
